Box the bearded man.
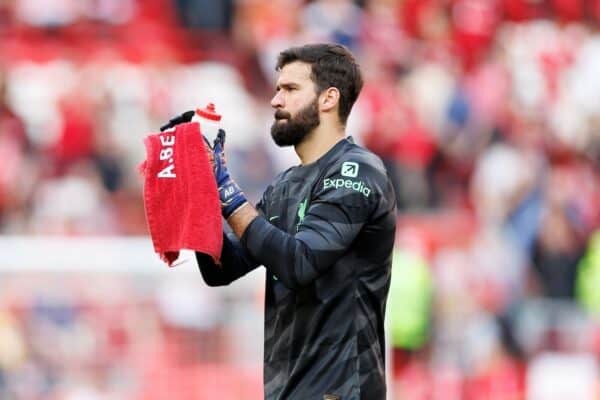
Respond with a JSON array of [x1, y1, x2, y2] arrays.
[[170, 43, 397, 400]]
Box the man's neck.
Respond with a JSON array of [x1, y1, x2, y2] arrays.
[[295, 124, 345, 165]]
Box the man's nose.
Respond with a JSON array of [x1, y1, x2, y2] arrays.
[[271, 91, 284, 108]]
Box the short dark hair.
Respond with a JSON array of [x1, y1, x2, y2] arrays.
[[276, 43, 363, 125]]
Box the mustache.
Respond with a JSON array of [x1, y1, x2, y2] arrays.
[[274, 110, 291, 120]]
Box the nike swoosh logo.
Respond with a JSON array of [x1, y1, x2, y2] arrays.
[[269, 216, 279, 221]]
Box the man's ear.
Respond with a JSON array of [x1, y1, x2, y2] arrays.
[[319, 87, 340, 112]]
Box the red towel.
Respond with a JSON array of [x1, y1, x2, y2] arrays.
[[140, 122, 222, 266]]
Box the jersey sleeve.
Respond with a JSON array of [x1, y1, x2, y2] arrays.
[[196, 232, 261, 286], [241, 158, 390, 289], [195, 194, 269, 286]]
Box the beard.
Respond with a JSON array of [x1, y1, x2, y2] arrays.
[[270, 98, 320, 147]]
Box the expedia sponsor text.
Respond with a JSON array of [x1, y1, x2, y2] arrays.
[[323, 178, 371, 197]]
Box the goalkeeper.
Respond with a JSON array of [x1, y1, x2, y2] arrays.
[[170, 43, 397, 400]]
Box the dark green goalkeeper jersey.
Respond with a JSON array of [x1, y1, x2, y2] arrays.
[[196, 137, 396, 400]]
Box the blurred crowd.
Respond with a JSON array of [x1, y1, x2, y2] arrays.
[[1, 0, 600, 398], [0, 271, 264, 400]]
